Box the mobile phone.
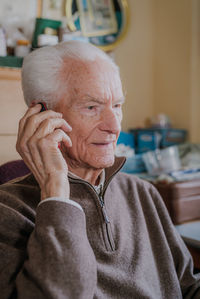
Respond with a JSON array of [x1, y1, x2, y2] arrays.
[[38, 102, 47, 112], [38, 101, 61, 149]]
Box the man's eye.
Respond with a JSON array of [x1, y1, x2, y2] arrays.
[[114, 104, 121, 108], [87, 106, 95, 110]]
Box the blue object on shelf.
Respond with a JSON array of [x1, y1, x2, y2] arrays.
[[117, 131, 135, 148], [129, 128, 187, 153], [137, 130, 159, 153], [161, 129, 187, 147], [117, 132, 146, 174], [120, 154, 147, 174], [129, 129, 160, 153]]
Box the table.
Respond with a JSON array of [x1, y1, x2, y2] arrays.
[[176, 221, 200, 270]]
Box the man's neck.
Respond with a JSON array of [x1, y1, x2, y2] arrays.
[[68, 166, 103, 186]]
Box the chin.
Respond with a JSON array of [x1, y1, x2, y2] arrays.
[[89, 155, 115, 169]]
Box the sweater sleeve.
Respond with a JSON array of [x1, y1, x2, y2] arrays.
[[149, 184, 200, 298], [0, 196, 97, 299], [38, 196, 83, 211]]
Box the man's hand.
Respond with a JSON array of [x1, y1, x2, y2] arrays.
[[16, 104, 72, 201]]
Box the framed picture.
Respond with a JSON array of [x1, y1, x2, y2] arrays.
[[66, 0, 129, 52], [76, 0, 118, 37]]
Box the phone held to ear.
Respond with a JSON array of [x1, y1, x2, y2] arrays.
[[38, 101, 61, 149], [38, 102, 47, 112]]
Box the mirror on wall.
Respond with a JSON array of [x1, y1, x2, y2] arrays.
[[66, 0, 129, 51]]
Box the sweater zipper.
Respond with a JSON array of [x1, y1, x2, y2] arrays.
[[69, 165, 126, 252], [99, 185, 110, 224], [98, 185, 115, 251]]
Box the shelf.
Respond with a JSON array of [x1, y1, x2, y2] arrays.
[[0, 67, 21, 80], [0, 56, 23, 68]]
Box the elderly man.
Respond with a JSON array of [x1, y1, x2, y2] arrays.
[[0, 41, 200, 299]]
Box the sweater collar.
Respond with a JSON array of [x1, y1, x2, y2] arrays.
[[27, 156, 126, 187], [104, 156, 126, 185], [68, 169, 105, 194], [68, 156, 126, 186]]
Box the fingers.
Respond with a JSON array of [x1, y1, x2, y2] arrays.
[[36, 129, 71, 178], [25, 117, 72, 149], [26, 119, 72, 178], [18, 105, 63, 140], [16, 104, 72, 199], [16, 104, 72, 185], [18, 104, 43, 136], [16, 105, 44, 181], [17, 104, 70, 153]]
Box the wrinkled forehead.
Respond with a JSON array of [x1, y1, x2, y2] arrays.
[[60, 57, 123, 103]]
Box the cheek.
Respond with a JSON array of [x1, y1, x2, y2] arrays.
[[69, 130, 84, 145], [118, 111, 123, 122], [68, 125, 91, 151]]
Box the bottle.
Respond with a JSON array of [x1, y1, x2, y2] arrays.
[[0, 25, 7, 56], [15, 39, 30, 57]]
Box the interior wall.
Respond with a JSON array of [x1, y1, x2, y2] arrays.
[[154, 0, 191, 131], [117, 0, 200, 143], [189, 0, 200, 142], [0, 72, 26, 164], [115, 0, 155, 131], [154, 0, 200, 142]]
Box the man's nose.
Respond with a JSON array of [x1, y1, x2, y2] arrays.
[[99, 108, 121, 133]]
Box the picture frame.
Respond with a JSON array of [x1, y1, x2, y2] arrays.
[[66, 0, 129, 52], [76, 0, 118, 37]]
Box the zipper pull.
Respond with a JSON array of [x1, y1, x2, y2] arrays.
[[99, 185, 110, 224], [102, 205, 110, 224]]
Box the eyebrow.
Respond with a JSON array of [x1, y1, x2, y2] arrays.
[[82, 94, 125, 104]]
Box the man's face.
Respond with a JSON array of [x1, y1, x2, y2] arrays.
[[56, 58, 124, 170]]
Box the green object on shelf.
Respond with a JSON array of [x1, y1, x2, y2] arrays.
[[0, 56, 23, 68], [32, 18, 62, 49]]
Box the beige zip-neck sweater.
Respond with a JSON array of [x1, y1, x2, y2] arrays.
[[0, 157, 200, 298]]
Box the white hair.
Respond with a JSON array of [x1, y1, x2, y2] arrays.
[[21, 40, 119, 108]]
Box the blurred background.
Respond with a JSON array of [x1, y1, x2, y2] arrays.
[[0, 0, 199, 164]]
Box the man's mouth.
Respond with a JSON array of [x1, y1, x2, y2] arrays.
[[91, 142, 114, 147]]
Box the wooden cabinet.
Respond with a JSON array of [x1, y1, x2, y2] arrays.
[[0, 67, 27, 164]]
